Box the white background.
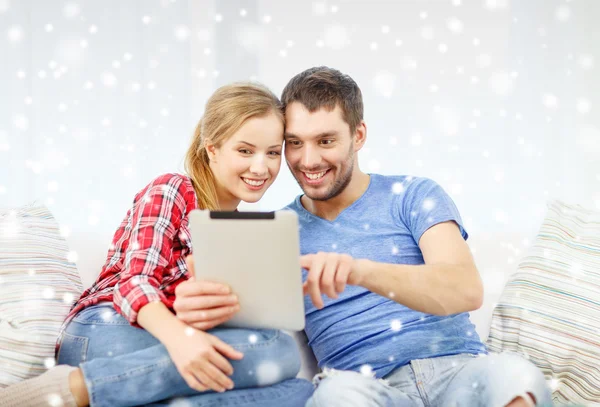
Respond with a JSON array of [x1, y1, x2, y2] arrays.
[[1, 1, 598, 307]]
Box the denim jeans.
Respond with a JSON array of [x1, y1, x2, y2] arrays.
[[306, 352, 553, 407], [56, 303, 314, 407]]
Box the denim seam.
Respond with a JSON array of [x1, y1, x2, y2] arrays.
[[71, 320, 131, 326], [410, 361, 431, 407], [86, 357, 173, 407], [225, 330, 281, 350], [88, 356, 173, 387]]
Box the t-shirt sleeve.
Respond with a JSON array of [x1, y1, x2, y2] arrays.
[[398, 177, 468, 246]]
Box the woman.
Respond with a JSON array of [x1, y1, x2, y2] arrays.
[[0, 83, 313, 407]]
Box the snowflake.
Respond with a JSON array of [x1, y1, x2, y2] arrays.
[[359, 364, 373, 376], [256, 361, 281, 385], [7, 25, 23, 42], [102, 72, 117, 87], [543, 93, 559, 109], [42, 287, 55, 299], [555, 5, 571, 22], [323, 24, 349, 50], [312, 2, 327, 16], [420, 25, 434, 40], [67, 251, 78, 263], [13, 114, 29, 131], [47, 394, 63, 407], [101, 310, 114, 321], [447, 17, 463, 33], [373, 71, 396, 98], [392, 182, 404, 195], [422, 199, 435, 211], [44, 358, 56, 369], [63, 2, 80, 19], [578, 54, 594, 70], [63, 292, 74, 304], [484, 0, 509, 11], [577, 98, 591, 114], [174, 25, 190, 41]]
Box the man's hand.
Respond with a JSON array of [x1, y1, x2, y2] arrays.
[[300, 252, 367, 309], [174, 255, 240, 330]]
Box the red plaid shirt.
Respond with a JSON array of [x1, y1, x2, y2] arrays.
[[56, 173, 198, 352]]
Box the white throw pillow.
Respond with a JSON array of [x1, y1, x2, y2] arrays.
[[0, 203, 83, 388], [487, 200, 600, 406]]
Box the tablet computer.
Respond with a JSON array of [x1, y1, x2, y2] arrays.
[[188, 209, 305, 331]]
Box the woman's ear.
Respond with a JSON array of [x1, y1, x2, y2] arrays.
[[205, 144, 217, 161]]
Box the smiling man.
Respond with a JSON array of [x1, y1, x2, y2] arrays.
[[280, 66, 552, 407]]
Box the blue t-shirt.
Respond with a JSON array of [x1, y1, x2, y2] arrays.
[[284, 174, 487, 378]]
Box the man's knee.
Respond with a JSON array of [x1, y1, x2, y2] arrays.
[[485, 353, 552, 406], [306, 370, 387, 407]]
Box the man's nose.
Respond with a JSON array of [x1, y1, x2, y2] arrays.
[[300, 145, 321, 170]]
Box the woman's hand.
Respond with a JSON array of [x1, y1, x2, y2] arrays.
[[174, 255, 241, 330], [164, 325, 244, 393]]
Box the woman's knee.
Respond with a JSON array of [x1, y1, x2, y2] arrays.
[[209, 329, 302, 384]]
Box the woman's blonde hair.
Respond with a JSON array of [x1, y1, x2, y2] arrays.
[[184, 82, 284, 210]]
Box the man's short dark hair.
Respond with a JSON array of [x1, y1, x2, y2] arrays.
[[281, 66, 364, 132]]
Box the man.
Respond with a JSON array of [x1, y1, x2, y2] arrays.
[[177, 67, 552, 407]]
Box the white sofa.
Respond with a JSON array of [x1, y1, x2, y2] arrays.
[[66, 226, 528, 381]]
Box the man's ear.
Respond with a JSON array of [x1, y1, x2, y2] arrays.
[[353, 121, 367, 152]]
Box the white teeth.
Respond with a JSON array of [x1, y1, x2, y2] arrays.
[[304, 171, 327, 180], [243, 178, 265, 187]]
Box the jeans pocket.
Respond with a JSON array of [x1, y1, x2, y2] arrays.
[[56, 332, 89, 366]]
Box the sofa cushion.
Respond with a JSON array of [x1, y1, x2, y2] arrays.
[[0, 203, 83, 388], [486, 200, 600, 406]]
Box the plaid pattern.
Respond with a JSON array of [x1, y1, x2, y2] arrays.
[[56, 173, 198, 353]]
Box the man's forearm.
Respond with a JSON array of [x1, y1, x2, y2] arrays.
[[355, 259, 484, 316]]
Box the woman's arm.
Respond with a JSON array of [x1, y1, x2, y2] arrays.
[[113, 174, 194, 326], [137, 301, 187, 343]]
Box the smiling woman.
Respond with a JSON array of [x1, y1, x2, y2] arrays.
[[185, 83, 285, 211], [204, 113, 284, 202], [0, 82, 314, 407]]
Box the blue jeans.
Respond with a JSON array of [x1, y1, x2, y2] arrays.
[[56, 303, 314, 407], [306, 353, 553, 407]]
